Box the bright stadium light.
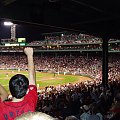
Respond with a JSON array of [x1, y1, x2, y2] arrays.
[[4, 21, 13, 26], [4, 21, 16, 40]]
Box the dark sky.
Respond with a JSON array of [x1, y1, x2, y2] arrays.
[[0, 22, 45, 42]]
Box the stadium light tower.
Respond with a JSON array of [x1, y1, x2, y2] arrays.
[[4, 21, 16, 41]]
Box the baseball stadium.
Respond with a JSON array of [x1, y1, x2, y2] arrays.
[[0, 32, 120, 120], [0, 0, 120, 119]]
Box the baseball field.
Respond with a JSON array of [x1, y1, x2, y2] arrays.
[[0, 70, 92, 92]]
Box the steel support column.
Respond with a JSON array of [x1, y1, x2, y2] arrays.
[[102, 37, 109, 87]]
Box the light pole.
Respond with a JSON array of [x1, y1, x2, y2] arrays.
[[4, 21, 16, 41]]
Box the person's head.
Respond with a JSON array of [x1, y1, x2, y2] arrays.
[[9, 74, 29, 99], [81, 105, 90, 113], [65, 116, 79, 120], [15, 112, 57, 120]]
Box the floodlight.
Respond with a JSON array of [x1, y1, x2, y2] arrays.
[[4, 21, 13, 26]]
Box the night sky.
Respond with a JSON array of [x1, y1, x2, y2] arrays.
[[0, 22, 45, 42]]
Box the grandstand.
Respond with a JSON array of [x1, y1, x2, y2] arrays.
[[0, 21, 120, 120], [0, 33, 119, 86], [0, 33, 120, 52], [0, 34, 118, 119]]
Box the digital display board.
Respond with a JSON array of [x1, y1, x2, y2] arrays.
[[5, 43, 19, 46], [17, 38, 26, 43]]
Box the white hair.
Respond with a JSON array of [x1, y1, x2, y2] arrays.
[[15, 112, 57, 120]]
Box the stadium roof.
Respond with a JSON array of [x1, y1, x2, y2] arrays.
[[1, 0, 120, 39]]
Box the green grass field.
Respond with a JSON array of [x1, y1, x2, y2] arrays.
[[0, 70, 92, 92]]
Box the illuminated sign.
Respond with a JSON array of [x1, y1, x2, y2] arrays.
[[17, 38, 26, 42]]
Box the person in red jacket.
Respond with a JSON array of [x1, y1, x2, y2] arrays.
[[0, 47, 38, 120]]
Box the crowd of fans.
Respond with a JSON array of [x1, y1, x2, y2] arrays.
[[0, 33, 119, 52], [28, 34, 120, 46], [0, 51, 119, 119], [36, 79, 120, 120], [0, 44, 102, 51], [28, 34, 102, 45], [0, 34, 119, 120], [0, 53, 119, 81], [33, 53, 119, 120]]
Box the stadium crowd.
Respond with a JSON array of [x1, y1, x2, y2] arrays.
[[28, 34, 102, 45], [28, 34, 120, 46], [0, 53, 119, 81], [0, 44, 102, 51], [0, 33, 119, 52], [0, 48, 119, 120], [36, 78, 120, 120]]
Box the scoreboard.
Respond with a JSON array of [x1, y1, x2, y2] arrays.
[[17, 38, 26, 43]]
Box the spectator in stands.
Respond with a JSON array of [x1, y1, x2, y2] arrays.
[[0, 47, 38, 120], [65, 115, 79, 120], [15, 112, 57, 120], [89, 104, 101, 120], [109, 92, 120, 116], [80, 104, 91, 120]]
